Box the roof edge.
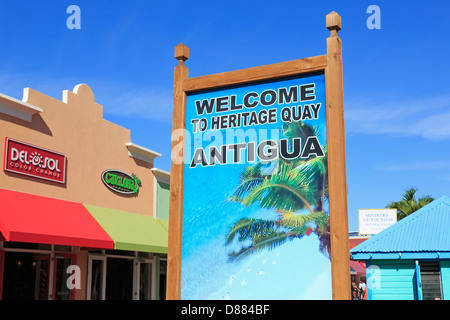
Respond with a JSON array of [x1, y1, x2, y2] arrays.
[[350, 196, 450, 254]]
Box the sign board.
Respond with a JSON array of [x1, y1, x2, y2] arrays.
[[168, 12, 350, 300], [4, 137, 66, 184], [101, 170, 141, 195], [181, 73, 330, 299], [358, 209, 397, 235]]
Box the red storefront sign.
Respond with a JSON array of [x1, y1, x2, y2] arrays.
[[3, 138, 66, 184]]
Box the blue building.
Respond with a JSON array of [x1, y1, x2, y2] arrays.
[[350, 196, 450, 300]]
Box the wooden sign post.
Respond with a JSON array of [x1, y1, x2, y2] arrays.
[[325, 12, 351, 300], [167, 11, 350, 300]]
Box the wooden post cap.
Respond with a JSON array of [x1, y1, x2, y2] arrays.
[[326, 11, 341, 31], [175, 43, 189, 62]]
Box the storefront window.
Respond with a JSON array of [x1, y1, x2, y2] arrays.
[[1, 244, 78, 300], [54, 256, 74, 300], [420, 261, 443, 300], [138, 252, 151, 259], [159, 259, 167, 300], [0, 250, 3, 300], [2, 252, 50, 300], [105, 250, 135, 257], [139, 261, 152, 300], [54, 245, 72, 252], [3, 242, 51, 251], [88, 256, 106, 300]]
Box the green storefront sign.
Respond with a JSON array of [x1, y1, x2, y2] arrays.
[[102, 170, 141, 195]]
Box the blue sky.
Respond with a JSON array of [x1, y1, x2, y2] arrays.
[[0, 1, 449, 232]]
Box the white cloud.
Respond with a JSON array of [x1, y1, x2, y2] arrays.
[[99, 87, 173, 123], [345, 95, 450, 140]]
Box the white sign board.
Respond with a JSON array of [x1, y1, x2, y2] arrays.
[[358, 209, 397, 235]]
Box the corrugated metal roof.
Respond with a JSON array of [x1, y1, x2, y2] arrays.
[[350, 196, 450, 256]]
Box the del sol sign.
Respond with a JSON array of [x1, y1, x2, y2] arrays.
[[4, 137, 66, 184], [102, 170, 141, 195]]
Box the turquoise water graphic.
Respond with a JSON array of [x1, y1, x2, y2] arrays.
[[181, 164, 332, 300]]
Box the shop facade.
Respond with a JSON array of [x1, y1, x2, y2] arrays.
[[0, 84, 169, 300], [351, 196, 450, 300]]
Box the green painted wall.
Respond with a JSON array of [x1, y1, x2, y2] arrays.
[[156, 181, 170, 220], [367, 259, 417, 300]]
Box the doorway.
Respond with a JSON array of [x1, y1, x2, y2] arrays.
[[105, 257, 133, 300], [87, 252, 155, 300], [87, 255, 106, 300], [136, 260, 152, 300], [52, 254, 76, 300]]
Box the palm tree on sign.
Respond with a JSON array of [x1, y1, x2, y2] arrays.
[[225, 121, 330, 262], [386, 187, 434, 220]]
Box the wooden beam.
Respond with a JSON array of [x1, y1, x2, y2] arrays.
[[183, 55, 327, 93], [325, 11, 351, 300], [166, 43, 189, 300]]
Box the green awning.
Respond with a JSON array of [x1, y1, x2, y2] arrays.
[[84, 204, 168, 254], [157, 218, 168, 232]]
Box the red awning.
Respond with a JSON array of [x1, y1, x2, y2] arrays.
[[0, 188, 114, 249], [350, 260, 366, 276]]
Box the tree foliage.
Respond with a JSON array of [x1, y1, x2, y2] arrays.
[[225, 122, 330, 262], [386, 187, 434, 220]]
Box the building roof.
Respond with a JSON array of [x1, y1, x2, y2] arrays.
[[351, 196, 450, 260], [126, 142, 161, 164], [0, 90, 43, 122], [349, 237, 369, 250], [151, 167, 170, 184]]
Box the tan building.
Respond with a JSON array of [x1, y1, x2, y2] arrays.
[[0, 83, 169, 300]]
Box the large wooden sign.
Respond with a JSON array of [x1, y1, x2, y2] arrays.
[[168, 12, 350, 300]]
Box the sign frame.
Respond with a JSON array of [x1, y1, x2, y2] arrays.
[[167, 12, 350, 300]]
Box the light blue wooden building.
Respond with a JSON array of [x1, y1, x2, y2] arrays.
[[350, 196, 450, 300]]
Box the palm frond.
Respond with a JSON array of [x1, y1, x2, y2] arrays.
[[403, 188, 418, 202], [239, 163, 317, 212], [387, 187, 434, 220], [318, 232, 331, 258], [282, 121, 323, 163], [228, 163, 266, 202], [282, 121, 318, 143], [225, 121, 331, 262], [225, 218, 278, 245], [228, 230, 292, 262], [279, 210, 329, 231]]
